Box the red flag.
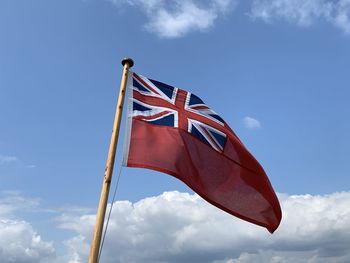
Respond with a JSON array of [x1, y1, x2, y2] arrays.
[[123, 72, 282, 233]]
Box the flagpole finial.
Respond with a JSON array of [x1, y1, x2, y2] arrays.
[[121, 58, 134, 68]]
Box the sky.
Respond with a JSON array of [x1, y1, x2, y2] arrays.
[[0, 0, 350, 262]]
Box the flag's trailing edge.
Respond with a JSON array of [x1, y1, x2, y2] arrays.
[[122, 71, 282, 233]]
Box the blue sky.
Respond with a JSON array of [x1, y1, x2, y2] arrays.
[[1, 0, 350, 262]]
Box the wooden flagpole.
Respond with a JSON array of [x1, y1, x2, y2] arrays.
[[88, 58, 134, 263]]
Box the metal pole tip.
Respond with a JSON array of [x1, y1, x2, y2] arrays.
[[121, 58, 134, 68]]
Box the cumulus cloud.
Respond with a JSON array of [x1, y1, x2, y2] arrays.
[[250, 0, 350, 34], [58, 191, 350, 263], [109, 0, 238, 38], [0, 192, 55, 263], [0, 219, 55, 263], [2, 190, 349, 262], [243, 116, 261, 129]]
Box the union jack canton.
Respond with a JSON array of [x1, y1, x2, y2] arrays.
[[130, 72, 227, 153]]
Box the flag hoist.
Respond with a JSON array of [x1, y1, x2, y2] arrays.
[[88, 58, 134, 263]]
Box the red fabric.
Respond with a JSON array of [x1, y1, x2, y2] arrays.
[[126, 119, 282, 233]]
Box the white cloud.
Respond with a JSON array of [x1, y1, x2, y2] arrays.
[[1, 190, 350, 263], [108, 0, 238, 38], [0, 192, 55, 263], [243, 116, 261, 129], [250, 0, 332, 26], [0, 191, 41, 216], [250, 0, 350, 34], [63, 235, 90, 263], [332, 0, 350, 34], [0, 219, 55, 263], [58, 191, 350, 263], [0, 154, 18, 164], [108, 0, 350, 36]]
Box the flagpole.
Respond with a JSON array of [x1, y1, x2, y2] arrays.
[[88, 58, 134, 263]]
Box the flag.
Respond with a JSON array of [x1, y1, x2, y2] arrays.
[[122, 72, 282, 233]]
